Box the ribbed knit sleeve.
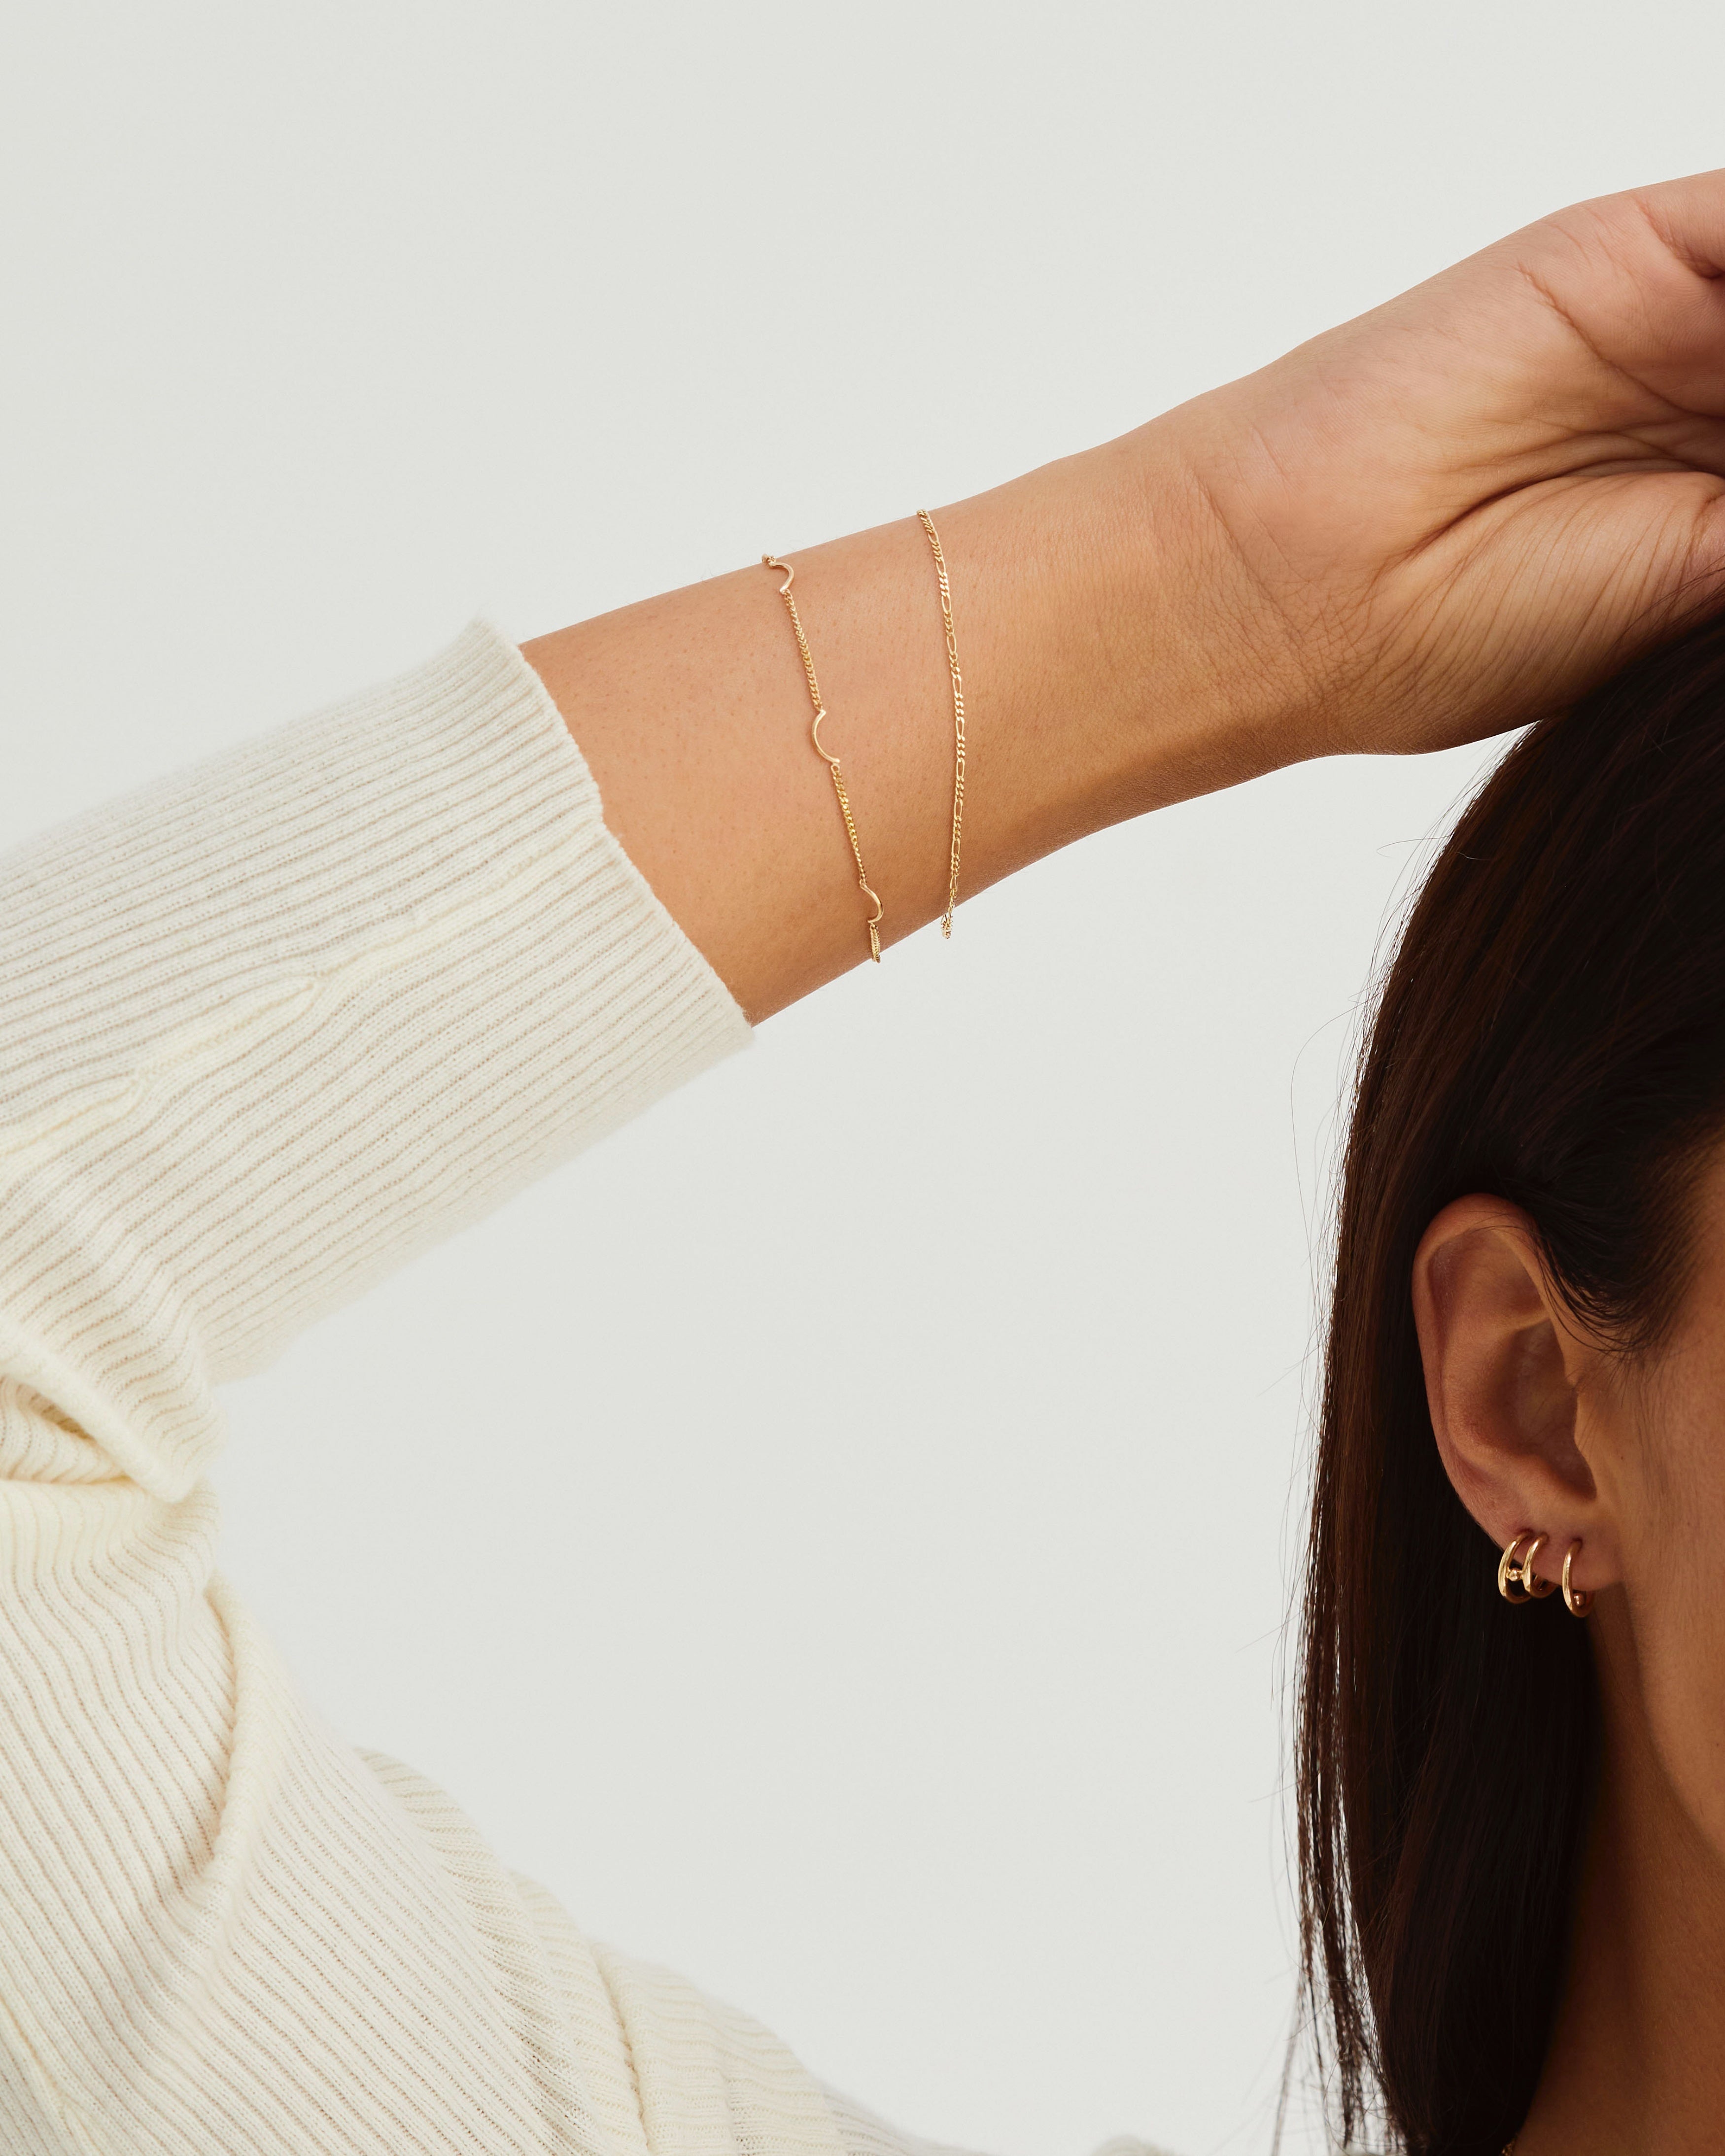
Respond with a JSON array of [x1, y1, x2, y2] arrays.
[[0, 622, 996, 2156], [0, 619, 748, 1501]]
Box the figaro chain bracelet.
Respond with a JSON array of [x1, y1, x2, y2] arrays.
[[916, 509, 967, 938], [762, 515, 972, 962]]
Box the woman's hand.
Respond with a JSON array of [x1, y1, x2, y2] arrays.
[[528, 169, 1725, 1020], [1165, 167, 1725, 760]]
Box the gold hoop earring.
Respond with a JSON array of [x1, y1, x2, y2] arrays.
[[1498, 1531, 1535, 1602], [1497, 1531, 1532, 1601], [1561, 1540, 1593, 1618], [1498, 1531, 1557, 1603]]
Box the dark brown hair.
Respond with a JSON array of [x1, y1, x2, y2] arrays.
[[1299, 610, 1725, 2155]]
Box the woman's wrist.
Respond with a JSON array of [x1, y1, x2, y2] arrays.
[[522, 417, 1297, 1022], [933, 415, 1323, 854]]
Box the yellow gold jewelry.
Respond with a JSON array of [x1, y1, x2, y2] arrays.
[[1497, 1531, 1535, 1602], [916, 509, 967, 938], [1497, 1530, 1555, 1603], [762, 554, 883, 963], [1561, 1540, 1593, 1618]]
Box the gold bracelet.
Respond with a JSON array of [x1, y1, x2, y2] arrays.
[[916, 509, 967, 938], [762, 553, 883, 963]]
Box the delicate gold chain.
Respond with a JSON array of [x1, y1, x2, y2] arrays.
[[916, 510, 967, 938], [762, 554, 882, 963]]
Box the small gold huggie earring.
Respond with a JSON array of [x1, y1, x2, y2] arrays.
[[1561, 1540, 1593, 1618], [1497, 1531, 1556, 1603]]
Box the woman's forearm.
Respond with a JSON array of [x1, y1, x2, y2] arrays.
[[530, 169, 1725, 1026], [521, 420, 1291, 1023], [11, 165, 1725, 2156]]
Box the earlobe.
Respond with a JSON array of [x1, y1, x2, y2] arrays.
[[1412, 1194, 1617, 1597]]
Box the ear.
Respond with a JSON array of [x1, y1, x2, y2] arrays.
[[1411, 1194, 1622, 1598]]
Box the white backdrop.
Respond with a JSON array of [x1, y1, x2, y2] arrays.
[[3, 6, 1720, 2153]]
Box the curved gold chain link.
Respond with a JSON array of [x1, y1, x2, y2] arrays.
[[762, 554, 882, 962]]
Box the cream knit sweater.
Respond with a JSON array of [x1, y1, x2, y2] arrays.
[[0, 622, 1168, 2156]]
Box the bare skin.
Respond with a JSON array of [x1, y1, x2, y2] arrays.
[[531, 170, 1725, 2148], [1415, 1164, 1725, 2155]]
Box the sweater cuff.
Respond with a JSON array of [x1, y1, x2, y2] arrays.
[[0, 618, 751, 1496]]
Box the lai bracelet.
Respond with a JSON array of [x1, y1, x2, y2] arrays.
[[762, 553, 883, 962]]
